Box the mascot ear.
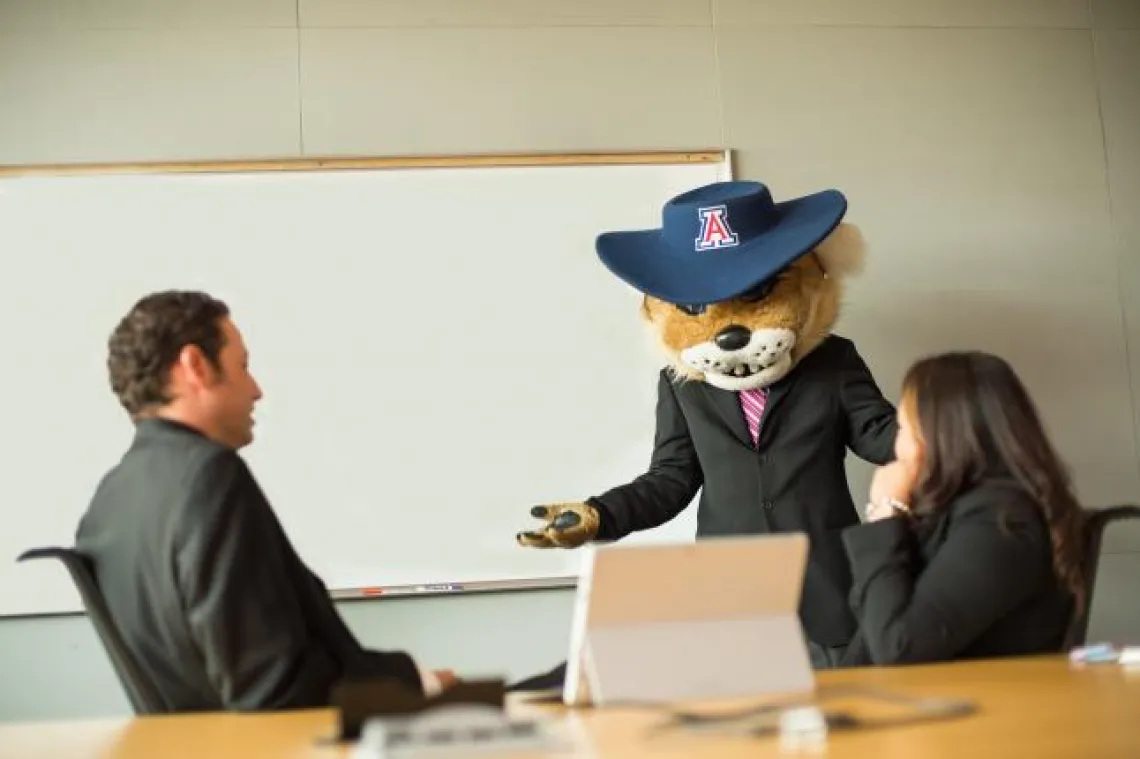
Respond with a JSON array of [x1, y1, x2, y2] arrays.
[[640, 295, 653, 321], [814, 221, 866, 279]]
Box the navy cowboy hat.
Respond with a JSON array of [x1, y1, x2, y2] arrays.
[[595, 180, 847, 307]]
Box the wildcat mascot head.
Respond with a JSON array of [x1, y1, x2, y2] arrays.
[[598, 179, 865, 391]]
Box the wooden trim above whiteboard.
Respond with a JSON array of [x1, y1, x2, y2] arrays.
[[0, 149, 729, 178]]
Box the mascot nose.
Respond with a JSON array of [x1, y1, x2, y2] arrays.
[[715, 325, 752, 352]]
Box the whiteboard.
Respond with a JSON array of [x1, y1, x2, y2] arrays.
[[0, 151, 731, 617]]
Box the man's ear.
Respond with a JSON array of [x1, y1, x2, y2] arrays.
[[814, 222, 866, 278], [174, 344, 219, 390]]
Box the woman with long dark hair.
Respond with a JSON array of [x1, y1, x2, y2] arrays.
[[839, 350, 1085, 666]]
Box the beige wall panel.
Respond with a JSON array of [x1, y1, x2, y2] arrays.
[[714, 0, 1089, 28], [1098, 33, 1140, 218], [0, 29, 301, 164], [0, 0, 295, 29], [1092, 0, 1140, 28], [1096, 30, 1140, 468], [299, 0, 710, 27], [718, 27, 1116, 293], [299, 26, 720, 155]]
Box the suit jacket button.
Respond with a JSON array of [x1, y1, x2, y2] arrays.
[[758, 454, 768, 464]]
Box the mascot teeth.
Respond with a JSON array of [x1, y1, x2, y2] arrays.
[[679, 327, 797, 389]]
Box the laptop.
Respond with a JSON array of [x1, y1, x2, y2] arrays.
[[561, 532, 815, 706]]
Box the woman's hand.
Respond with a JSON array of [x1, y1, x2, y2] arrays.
[[433, 669, 459, 691], [866, 460, 918, 521]]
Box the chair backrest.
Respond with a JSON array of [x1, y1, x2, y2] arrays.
[[17, 546, 169, 714], [1063, 505, 1140, 649]]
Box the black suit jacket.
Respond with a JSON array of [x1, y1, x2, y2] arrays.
[[587, 334, 897, 647], [839, 478, 1074, 666], [75, 418, 423, 712]]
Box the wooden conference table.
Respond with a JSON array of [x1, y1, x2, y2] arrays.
[[2, 655, 1138, 759]]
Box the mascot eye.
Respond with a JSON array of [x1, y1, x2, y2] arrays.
[[739, 278, 778, 303], [676, 303, 707, 316]]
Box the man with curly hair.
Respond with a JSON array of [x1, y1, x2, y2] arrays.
[[74, 290, 455, 711]]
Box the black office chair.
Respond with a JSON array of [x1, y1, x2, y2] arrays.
[[1062, 505, 1140, 649], [17, 546, 168, 714]]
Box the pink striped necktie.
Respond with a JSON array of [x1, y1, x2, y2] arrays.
[[739, 387, 768, 447]]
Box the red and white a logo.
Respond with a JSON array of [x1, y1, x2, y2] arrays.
[[695, 205, 739, 251]]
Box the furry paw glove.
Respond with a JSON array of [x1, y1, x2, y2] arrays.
[[516, 502, 600, 548]]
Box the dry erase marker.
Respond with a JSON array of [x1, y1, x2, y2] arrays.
[[361, 587, 386, 596]]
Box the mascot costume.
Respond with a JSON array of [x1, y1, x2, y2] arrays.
[[515, 180, 898, 672]]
